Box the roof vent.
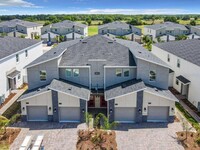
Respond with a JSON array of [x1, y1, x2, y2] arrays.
[[54, 52, 56, 54], [108, 41, 113, 44], [138, 51, 142, 54], [154, 88, 158, 92], [37, 88, 41, 91], [68, 87, 72, 91], [82, 41, 87, 44]]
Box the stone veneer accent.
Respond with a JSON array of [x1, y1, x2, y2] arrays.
[[136, 91, 144, 123], [52, 90, 59, 122], [80, 99, 86, 123], [108, 99, 115, 122]]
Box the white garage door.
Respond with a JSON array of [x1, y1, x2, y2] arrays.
[[147, 106, 169, 122], [59, 107, 80, 122], [27, 106, 48, 121], [115, 107, 136, 123]]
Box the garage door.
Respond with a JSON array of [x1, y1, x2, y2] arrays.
[[59, 107, 80, 122], [27, 106, 48, 121], [147, 106, 169, 122], [115, 107, 136, 123]]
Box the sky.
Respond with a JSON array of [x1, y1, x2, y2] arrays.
[[0, 0, 200, 15]]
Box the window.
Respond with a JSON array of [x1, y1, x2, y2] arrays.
[[18, 74, 21, 80], [124, 69, 130, 77], [176, 79, 179, 85], [116, 69, 122, 77], [177, 59, 180, 68], [73, 69, 79, 77], [40, 70, 47, 81], [167, 54, 170, 62], [66, 69, 72, 77], [16, 54, 19, 62], [25, 50, 28, 58], [149, 70, 156, 81]]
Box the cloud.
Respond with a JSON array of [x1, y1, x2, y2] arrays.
[[0, 9, 8, 12], [0, 0, 42, 8]]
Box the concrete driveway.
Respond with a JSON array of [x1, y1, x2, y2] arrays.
[[10, 122, 184, 150]]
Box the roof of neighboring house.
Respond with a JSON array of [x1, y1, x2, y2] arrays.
[[0, 19, 41, 28], [60, 35, 136, 66], [51, 20, 87, 28], [154, 39, 200, 67], [105, 79, 146, 100], [25, 38, 81, 68], [17, 86, 50, 101], [176, 75, 191, 84], [0, 36, 41, 60], [145, 22, 188, 31], [191, 25, 200, 29], [145, 85, 179, 102], [115, 38, 169, 68], [48, 79, 90, 100]]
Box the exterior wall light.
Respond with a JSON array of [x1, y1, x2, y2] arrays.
[[109, 108, 113, 113], [171, 108, 174, 111], [82, 109, 85, 113], [144, 107, 146, 111], [54, 108, 57, 113], [138, 108, 142, 114], [22, 107, 25, 111], [49, 107, 51, 111]]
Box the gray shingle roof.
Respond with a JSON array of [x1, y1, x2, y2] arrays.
[[105, 79, 146, 100], [59, 35, 136, 66], [0, 36, 41, 60], [154, 39, 200, 67], [48, 79, 90, 100], [114, 38, 169, 68], [145, 85, 178, 102], [145, 22, 188, 31], [52, 20, 87, 28], [176, 75, 190, 84], [18, 86, 50, 101], [0, 19, 41, 28], [25, 39, 81, 68]]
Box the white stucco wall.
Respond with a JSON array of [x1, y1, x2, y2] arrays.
[[0, 42, 43, 99], [58, 92, 80, 107], [20, 91, 53, 115], [152, 45, 200, 108], [115, 92, 137, 107], [142, 91, 175, 116]]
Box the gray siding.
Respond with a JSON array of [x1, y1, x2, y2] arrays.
[[59, 68, 89, 87], [105, 68, 136, 87], [136, 59, 169, 89], [27, 59, 59, 90]]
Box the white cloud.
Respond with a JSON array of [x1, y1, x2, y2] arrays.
[[0, 0, 42, 8], [0, 9, 7, 12]]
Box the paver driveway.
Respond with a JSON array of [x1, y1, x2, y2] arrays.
[[115, 122, 184, 150], [10, 122, 184, 150]]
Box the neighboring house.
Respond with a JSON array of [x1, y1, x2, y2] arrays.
[[144, 22, 190, 41], [152, 39, 200, 111], [0, 36, 43, 104], [98, 21, 142, 42], [18, 35, 178, 123], [41, 20, 88, 42], [0, 19, 42, 39]]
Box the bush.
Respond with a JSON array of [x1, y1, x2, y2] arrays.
[[196, 137, 200, 145], [9, 114, 21, 125]]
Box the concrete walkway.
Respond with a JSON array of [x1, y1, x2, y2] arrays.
[[179, 100, 200, 125], [0, 88, 26, 115]]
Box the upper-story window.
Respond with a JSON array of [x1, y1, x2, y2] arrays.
[[66, 69, 72, 77], [16, 54, 19, 63], [25, 50, 28, 58], [116, 69, 122, 77], [177, 59, 180, 68], [40, 70, 47, 81], [149, 70, 156, 81], [123, 69, 130, 77], [73, 69, 79, 77], [167, 54, 170, 62]]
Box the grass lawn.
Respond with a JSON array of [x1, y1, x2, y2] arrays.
[[88, 26, 98, 36], [0, 142, 9, 150]]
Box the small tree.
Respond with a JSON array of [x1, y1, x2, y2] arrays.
[[182, 119, 190, 141], [190, 20, 196, 26], [176, 35, 188, 41], [20, 35, 26, 38], [43, 21, 51, 26], [86, 18, 92, 26]]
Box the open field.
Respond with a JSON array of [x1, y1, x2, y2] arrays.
[[88, 25, 98, 36]]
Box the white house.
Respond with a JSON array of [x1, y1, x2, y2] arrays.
[[152, 39, 200, 111], [0, 19, 42, 39], [0, 36, 43, 104], [144, 22, 189, 42], [17, 35, 178, 123]]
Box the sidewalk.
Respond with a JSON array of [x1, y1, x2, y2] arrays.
[[0, 88, 26, 115]]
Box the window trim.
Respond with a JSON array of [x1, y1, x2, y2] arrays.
[[116, 69, 122, 77], [40, 70, 47, 81], [177, 59, 180, 68], [16, 54, 19, 63], [167, 54, 170, 62], [25, 50, 28, 58], [65, 69, 72, 77], [149, 70, 156, 82], [123, 69, 130, 77]]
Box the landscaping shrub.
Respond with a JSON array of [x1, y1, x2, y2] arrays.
[[196, 137, 200, 145], [9, 114, 21, 125]]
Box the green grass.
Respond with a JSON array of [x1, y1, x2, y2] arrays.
[[88, 26, 98, 36], [176, 102, 200, 132], [0, 142, 9, 150]]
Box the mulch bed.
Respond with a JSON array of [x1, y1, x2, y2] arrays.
[[0, 128, 21, 146], [0, 93, 16, 109], [77, 129, 117, 150], [177, 132, 200, 150]]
